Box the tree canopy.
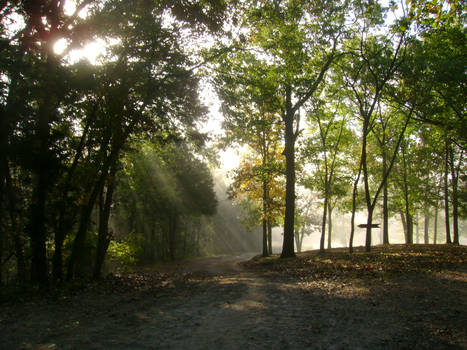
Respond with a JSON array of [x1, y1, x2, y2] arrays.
[[0, 0, 465, 286]]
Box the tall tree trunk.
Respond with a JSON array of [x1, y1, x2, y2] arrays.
[[54, 197, 81, 280], [451, 182, 459, 245], [415, 211, 420, 244], [67, 136, 125, 280], [53, 209, 78, 281], [361, 104, 413, 252], [0, 230, 2, 285], [67, 197, 94, 280], [53, 110, 93, 280], [281, 86, 296, 258], [5, 163, 26, 283], [406, 212, 413, 244], [279, 47, 338, 257], [29, 166, 49, 283], [449, 146, 461, 245], [302, 231, 305, 253], [29, 103, 51, 283], [434, 204, 438, 244], [294, 231, 300, 253], [267, 220, 272, 255], [327, 203, 333, 250], [168, 211, 177, 261], [320, 150, 329, 253], [0, 216, 3, 285], [362, 120, 373, 252], [262, 182, 268, 257], [400, 211, 408, 243], [424, 208, 430, 245], [1, 57, 24, 285], [53, 214, 66, 280], [67, 111, 135, 278], [262, 218, 268, 257], [320, 195, 328, 253], [14, 235, 26, 283], [67, 164, 109, 279], [349, 160, 363, 254], [402, 142, 412, 244], [7, 198, 26, 284], [365, 208, 375, 251], [299, 230, 304, 253], [382, 150, 389, 244], [93, 165, 117, 280], [444, 137, 451, 244], [0, 163, 5, 285], [29, 50, 62, 283]]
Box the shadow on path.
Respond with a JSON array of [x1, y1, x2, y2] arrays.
[[2, 254, 466, 350]]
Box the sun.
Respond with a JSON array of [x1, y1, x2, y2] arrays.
[[53, 0, 107, 65], [219, 148, 241, 172], [54, 38, 108, 65]]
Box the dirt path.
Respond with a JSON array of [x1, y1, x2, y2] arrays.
[[1, 254, 466, 350]]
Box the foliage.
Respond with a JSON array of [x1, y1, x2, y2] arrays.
[[113, 138, 217, 263], [212, 0, 355, 258], [0, 0, 228, 283], [1, 0, 465, 287], [107, 239, 139, 267], [229, 144, 285, 224], [407, 0, 466, 28]]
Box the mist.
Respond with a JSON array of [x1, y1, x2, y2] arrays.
[[209, 171, 262, 255], [269, 210, 467, 254]]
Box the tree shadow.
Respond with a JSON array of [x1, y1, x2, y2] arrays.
[[2, 267, 465, 349]]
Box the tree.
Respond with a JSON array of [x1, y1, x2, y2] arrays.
[[407, 23, 466, 148], [0, 0, 228, 283], [66, 0, 215, 279], [340, 20, 416, 251], [448, 140, 464, 245], [294, 193, 320, 253], [301, 96, 354, 252], [373, 104, 396, 245], [112, 138, 217, 265], [228, 143, 285, 257], [213, 0, 351, 258], [392, 132, 419, 244], [4, 0, 78, 283], [214, 51, 285, 257], [407, 0, 465, 29], [401, 24, 466, 244], [414, 126, 445, 244]]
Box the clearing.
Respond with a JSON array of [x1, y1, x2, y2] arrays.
[[1, 244, 466, 350]]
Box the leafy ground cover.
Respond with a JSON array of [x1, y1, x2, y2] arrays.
[[1, 245, 466, 349], [244, 244, 466, 277]]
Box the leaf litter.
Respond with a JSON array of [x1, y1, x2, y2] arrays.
[[1, 245, 466, 350]]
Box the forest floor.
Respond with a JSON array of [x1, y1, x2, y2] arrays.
[[1, 244, 466, 350]]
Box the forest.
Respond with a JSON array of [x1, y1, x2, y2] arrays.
[[0, 0, 465, 286], [1, 1, 466, 349]]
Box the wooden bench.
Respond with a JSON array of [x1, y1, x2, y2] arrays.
[[357, 224, 380, 228]]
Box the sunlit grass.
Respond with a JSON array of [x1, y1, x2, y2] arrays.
[[245, 244, 467, 277]]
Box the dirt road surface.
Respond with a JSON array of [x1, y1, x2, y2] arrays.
[[1, 253, 466, 349]]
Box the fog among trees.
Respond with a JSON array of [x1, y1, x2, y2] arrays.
[[0, 0, 465, 285]]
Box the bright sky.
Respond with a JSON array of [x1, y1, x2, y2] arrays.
[[54, 1, 110, 64], [53, 0, 405, 175], [54, 1, 240, 172], [219, 148, 242, 172], [198, 82, 242, 172]]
